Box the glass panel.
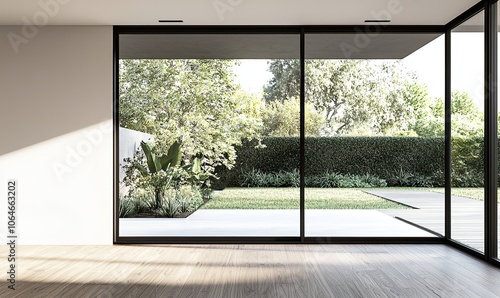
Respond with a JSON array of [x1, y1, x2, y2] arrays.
[[304, 33, 444, 237], [118, 34, 300, 237], [451, 11, 485, 252]]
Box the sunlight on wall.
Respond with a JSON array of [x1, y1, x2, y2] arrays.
[[0, 120, 113, 245]]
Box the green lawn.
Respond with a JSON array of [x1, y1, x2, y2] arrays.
[[202, 188, 409, 210]]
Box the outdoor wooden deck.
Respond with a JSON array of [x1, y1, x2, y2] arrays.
[[367, 189, 499, 252]]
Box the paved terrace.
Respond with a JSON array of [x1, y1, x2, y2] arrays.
[[366, 189, 500, 252], [120, 209, 434, 238], [120, 190, 499, 252]]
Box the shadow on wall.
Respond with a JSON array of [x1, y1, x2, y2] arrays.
[[0, 26, 112, 156]]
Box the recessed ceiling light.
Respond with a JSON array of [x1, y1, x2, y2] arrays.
[[364, 19, 391, 23], [159, 20, 183, 23]]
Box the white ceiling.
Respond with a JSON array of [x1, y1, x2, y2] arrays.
[[0, 0, 481, 26]]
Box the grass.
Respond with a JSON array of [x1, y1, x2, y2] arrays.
[[202, 187, 409, 210]]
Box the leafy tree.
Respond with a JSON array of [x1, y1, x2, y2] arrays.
[[264, 59, 428, 136], [261, 97, 325, 136], [411, 91, 483, 137], [119, 59, 263, 173], [449, 91, 483, 137], [264, 60, 300, 103]]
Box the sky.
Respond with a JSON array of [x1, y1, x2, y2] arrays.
[[233, 60, 272, 95], [233, 32, 485, 108]]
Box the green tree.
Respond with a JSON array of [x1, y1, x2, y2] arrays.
[[264, 60, 300, 103], [411, 91, 483, 137], [264, 60, 428, 136], [119, 59, 263, 172], [261, 97, 325, 136]]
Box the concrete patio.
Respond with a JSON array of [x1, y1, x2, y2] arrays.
[[120, 209, 435, 237], [120, 189, 499, 250]]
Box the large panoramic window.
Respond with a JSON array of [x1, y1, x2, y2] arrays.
[[116, 31, 446, 240], [304, 33, 445, 237], [451, 11, 485, 252], [117, 33, 300, 237], [115, 21, 499, 249]]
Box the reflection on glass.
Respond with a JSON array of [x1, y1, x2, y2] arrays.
[[304, 34, 444, 237], [451, 11, 485, 252], [118, 34, 300, 237]]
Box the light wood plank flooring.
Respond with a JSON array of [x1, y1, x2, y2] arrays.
[[1, 245, 499, 298]]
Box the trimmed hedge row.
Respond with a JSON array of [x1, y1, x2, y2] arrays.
[[214, 137, 449, 188], [213, 136, 496, 188], [305, 137, 445, 176]]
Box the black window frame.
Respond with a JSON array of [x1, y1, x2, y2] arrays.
[[113, 0, 499, 268]]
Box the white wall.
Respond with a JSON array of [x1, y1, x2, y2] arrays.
[[118, 127, 154, 192], [0, 26, 113, 244]]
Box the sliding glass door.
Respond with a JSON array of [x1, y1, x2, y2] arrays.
[[451, 11, 485, 253], [116, 29, 446, 241], [117, 33, 301, 238], [114, 23, 498, 253], [304, 33, 445, 238]]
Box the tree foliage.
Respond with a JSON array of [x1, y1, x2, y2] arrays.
[[264, 59, 428, 135], [261, 97, 325, 136], [119, 59, 263, 171], [411, 91, 483, 137], [264, 59, 484, 137]]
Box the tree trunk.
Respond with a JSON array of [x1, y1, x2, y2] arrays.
[[155, 189, 163, 209]]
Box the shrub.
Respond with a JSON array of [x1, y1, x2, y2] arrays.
[[130, 189, 156, 213], [430, 169, 445, 187], [305, 137, 444, 177], [119, 189, 157, 218], [306, 172, 343, 188], [121, 186, 205, 218], [216, 136, 495, 188], [409, 174, 435, 187], [240, 168, 267, 187], [157, 186, 205, 217], [119, 197, 136, 218], [158, 189, 181, 217], [240, 169, 300, 187], [307, 172, 386, 188], [176, 185, 204, 213], [386, 168, 414, 187], [451, 137, 484, 187], [218, 137, 444, 187], [240, 169, 386, 188], [358, 173, 388, 188]]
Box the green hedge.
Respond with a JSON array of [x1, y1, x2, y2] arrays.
[[451, 137, 484, 187], [214, 137, 448, 188], [212, 136, 496, 189], [305, 137, 445, 176]]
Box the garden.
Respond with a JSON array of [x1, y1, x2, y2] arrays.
[[119, 134, 491, 218], [118, 58, 492, 220]]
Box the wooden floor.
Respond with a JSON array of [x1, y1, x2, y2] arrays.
[[1, 245, 499, 298]]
